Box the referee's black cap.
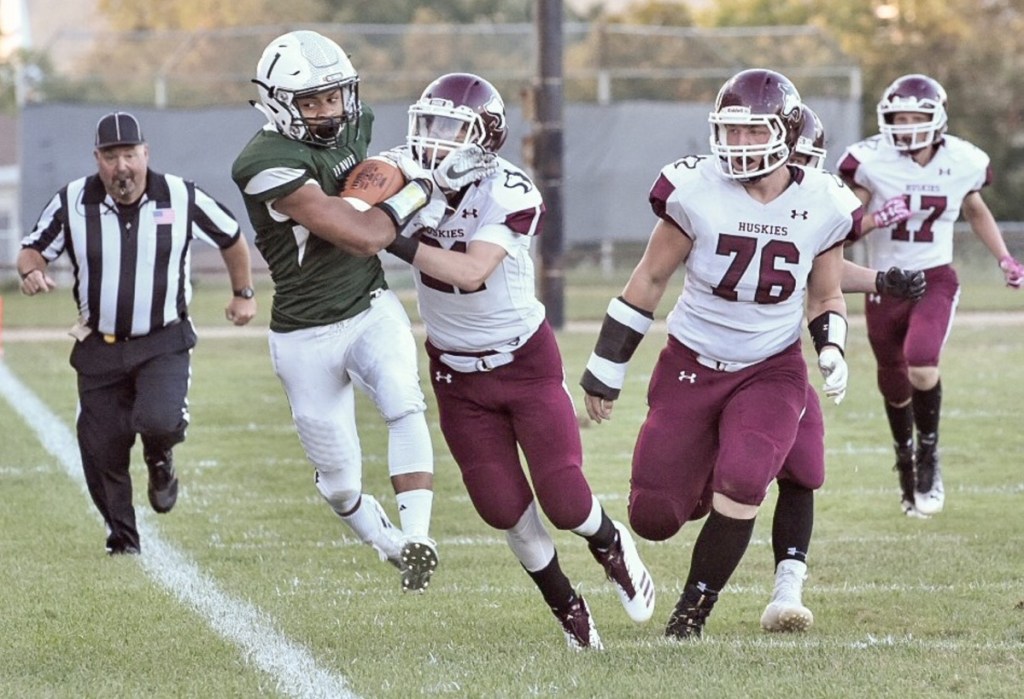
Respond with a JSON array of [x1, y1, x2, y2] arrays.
[[95, 112, 145, 149]]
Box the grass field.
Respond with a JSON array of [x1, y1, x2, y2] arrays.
[[1, 264, 1022, 699]]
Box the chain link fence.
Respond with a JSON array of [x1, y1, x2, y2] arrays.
[[34, 23, 860, 108]]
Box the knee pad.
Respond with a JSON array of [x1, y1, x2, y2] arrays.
[[629, 488, 684, 541], [314, 468, 361, 514], [716, 430, 783, 506], [293, 413, 360, 474], [876, 366, 912, 405], [387, 411, 433, 477]]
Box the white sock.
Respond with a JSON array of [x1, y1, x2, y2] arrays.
[[570, 495, 604, 537], [395, 488, 433, 539]]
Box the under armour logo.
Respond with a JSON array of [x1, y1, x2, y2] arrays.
[[868, 293, 882, 304], [791, 210, 809, 220], [435, 371, 452, 383], [939, 168, 951, 176], [678, 371, 697, 384], [462, 208, 479, 219]]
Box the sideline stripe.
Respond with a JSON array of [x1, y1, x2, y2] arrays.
[[0, 362, 358, 699]]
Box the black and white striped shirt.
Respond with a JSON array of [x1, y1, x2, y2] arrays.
[[22, 170, 241, 339]]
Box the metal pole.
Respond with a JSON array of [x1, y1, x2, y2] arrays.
[[534, 0, 565, 329]]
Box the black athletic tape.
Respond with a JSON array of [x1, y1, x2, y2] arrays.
[[385, 235, 420, 264], [808, 311, 848, 356], [580, 296, 654, 400]]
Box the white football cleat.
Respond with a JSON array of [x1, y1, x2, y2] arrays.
[[761, 559, 814, 632], [914, 483, 944, 516], [901, 498, 931, 519], [590, 521, 656, 623]]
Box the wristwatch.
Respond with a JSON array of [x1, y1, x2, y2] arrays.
[[233, 286, 255, 299]]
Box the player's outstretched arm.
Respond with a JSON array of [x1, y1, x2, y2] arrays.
[[840, 260, 925, 300], [581, 219, 688, 423], [808, 246, 849, 405], [962, 191, 1022, 289], [273, 183, 406, 256]]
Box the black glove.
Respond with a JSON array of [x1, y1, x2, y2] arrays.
[[875, 267, 926, 301]]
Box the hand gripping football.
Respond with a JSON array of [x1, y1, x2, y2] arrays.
[[340, 156, 407, 207]]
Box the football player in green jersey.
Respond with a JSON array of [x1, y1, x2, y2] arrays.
[[232, 30, 494, 592]]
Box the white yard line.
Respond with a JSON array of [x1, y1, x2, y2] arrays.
[[0, 361, 359, 699]]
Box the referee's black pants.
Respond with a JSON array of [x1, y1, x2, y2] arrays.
[[70, 321, 197, 551]]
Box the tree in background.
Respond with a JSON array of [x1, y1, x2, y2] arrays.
[[679, 0, 1024, 220], [97, 0, 329, 30], [322, 0, 536, 24], [35, 0, 1024, 221], [0, 49, 62, 112]]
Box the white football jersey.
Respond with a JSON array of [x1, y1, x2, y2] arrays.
[[652, 156, 859, 365], [838, 134, 991, 270], [414, 156, 546, 353]]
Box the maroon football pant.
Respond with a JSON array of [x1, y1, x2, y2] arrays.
[[628, 337, 809, 541], [426, 321, 594, 531], [778, 383, 826, 490], [865, 264, 959, 404]]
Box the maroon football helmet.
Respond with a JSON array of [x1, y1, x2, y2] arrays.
[[791, 104, 827, 170], [407, 72, 508, 169], [877, 74, 947, 151], [709, 69, 803, 181]]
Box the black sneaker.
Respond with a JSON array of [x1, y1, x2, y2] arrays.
[[146, 449, 179, 514], [551, 594, 603, 650], [665, 584, 718, 640], [914, 442, 944, 515], [106, 534, 141, 556], [893, 445, 916, 516]]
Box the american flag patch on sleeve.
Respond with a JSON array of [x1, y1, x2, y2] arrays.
[[153, 208, 176, 224]]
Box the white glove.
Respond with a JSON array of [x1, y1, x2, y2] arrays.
[[433, 144, 498, 190], [817, 346, 848, 405], [377, 144, 497, 192], [376, 146, 428, 182]]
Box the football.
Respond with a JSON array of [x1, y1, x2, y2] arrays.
[[339, 156, 406, 206]]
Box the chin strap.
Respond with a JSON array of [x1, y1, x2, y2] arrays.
[[249, 100, 276, 126]]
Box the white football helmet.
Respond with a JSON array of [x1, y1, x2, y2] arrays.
[[253, 30, 361, 148]]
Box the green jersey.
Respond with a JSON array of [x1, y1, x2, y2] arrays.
[[231, 108, 386, 332]]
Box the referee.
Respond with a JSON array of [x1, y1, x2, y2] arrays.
[[17, 111, 257, 555]]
